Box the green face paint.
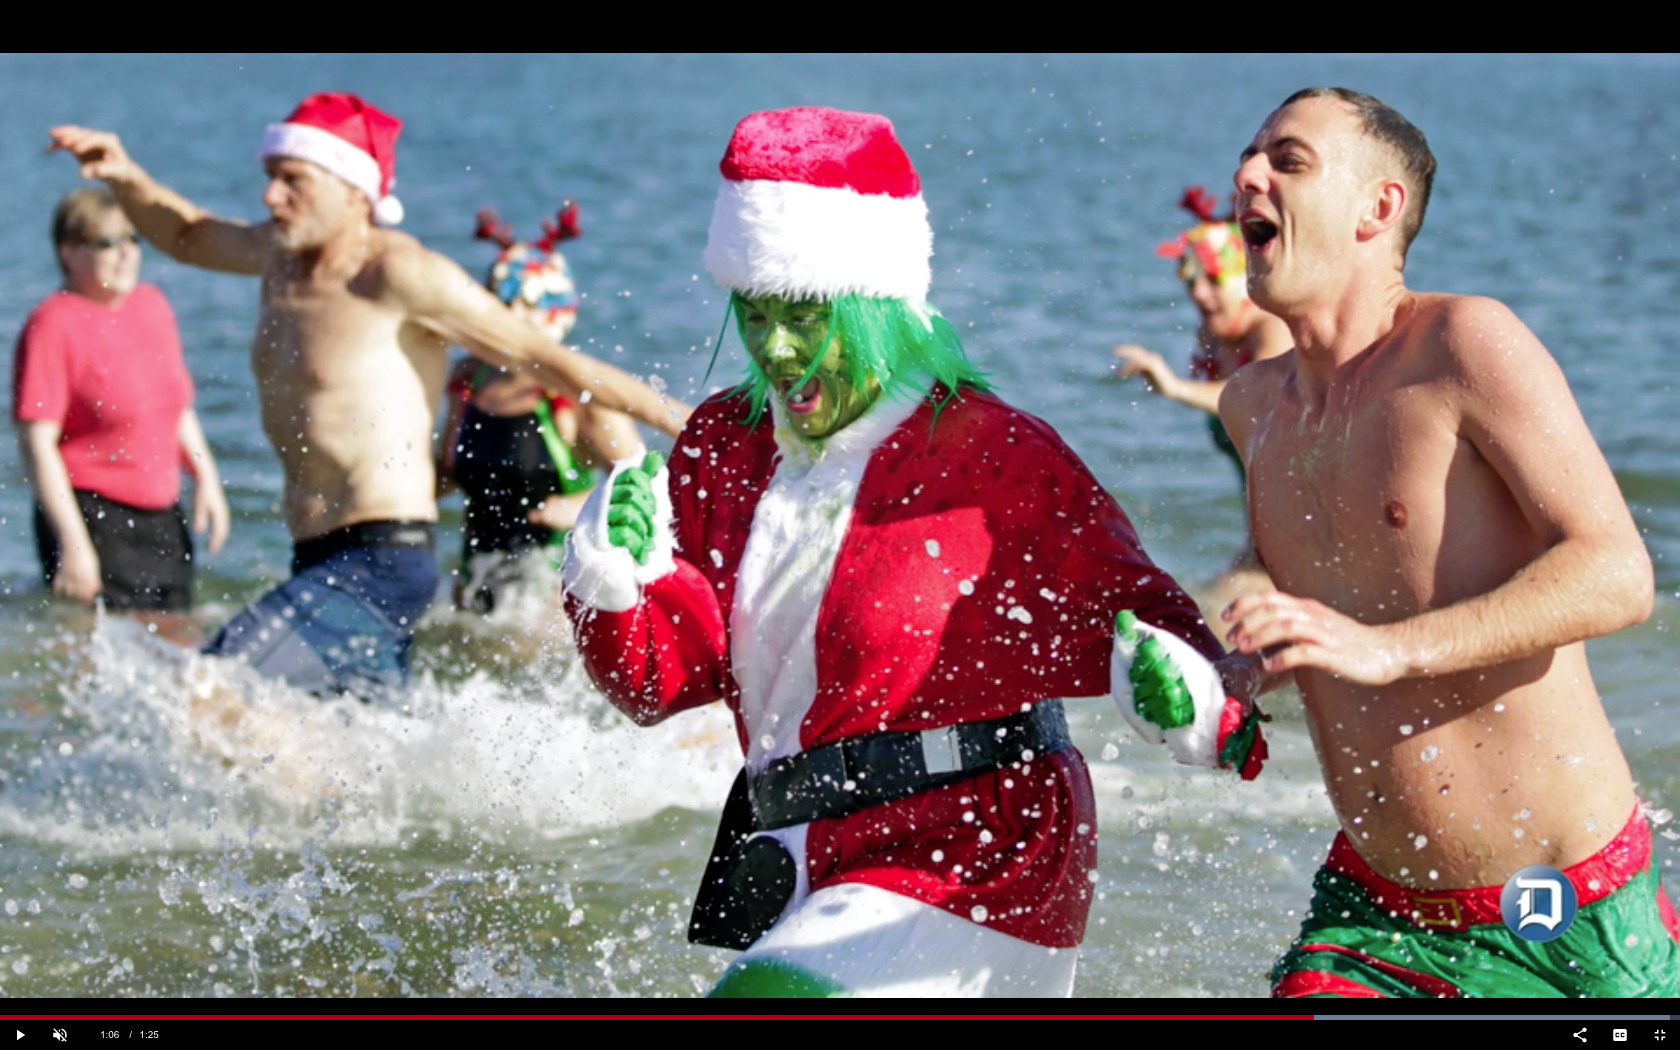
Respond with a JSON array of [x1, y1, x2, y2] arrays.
[[736, 295, 882, 441]]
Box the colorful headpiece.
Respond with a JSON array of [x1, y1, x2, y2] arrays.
[[475, 203, 582, 342], [1155, 186, 1245, 287], [260, 92, 404, 226], [704, 107, 932, 303]]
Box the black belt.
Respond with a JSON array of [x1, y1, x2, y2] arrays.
[[748, 701, 1071, 831], [294, 520, 436, 573]]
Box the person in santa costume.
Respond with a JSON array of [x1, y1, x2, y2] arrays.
[[562, 107, 1265, 997], [49, 94, 686, 701]]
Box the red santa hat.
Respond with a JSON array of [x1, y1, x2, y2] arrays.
[[259, 93, 404, 226], [703, 107, 932, 303]]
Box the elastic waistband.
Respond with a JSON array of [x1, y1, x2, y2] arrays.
[[1325, 806, 1651, 932], [294, 520, 436, 571], [749, 701, 1071, 832]]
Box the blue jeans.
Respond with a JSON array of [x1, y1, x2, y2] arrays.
[[203, 522, 439, 702]]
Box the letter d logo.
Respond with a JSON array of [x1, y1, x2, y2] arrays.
[[1501, 865, 1578, 943]]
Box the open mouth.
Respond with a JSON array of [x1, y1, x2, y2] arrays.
[[1242, 216, 1278, 251], [778, 376, 821, 414]]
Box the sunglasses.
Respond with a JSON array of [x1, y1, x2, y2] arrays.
[[78, 233, 141, 250]]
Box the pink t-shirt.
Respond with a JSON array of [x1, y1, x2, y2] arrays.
[[12, 284, 194, 511]]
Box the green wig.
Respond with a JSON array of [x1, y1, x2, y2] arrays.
[[725, 293, 991, 427]]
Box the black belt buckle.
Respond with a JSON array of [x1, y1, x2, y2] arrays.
[[747, 702, 1071, 832], [689, 770, 797, 951]]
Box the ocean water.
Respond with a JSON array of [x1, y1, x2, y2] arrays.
[[0, 53, 1673, 999]]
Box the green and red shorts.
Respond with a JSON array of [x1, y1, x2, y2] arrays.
[[1273, 808, 1680, 998]]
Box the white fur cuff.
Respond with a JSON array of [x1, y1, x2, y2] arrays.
[[560, 454, 675, 614], [1111, 620, 1229, 769]]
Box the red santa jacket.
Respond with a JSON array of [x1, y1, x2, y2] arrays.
[[563, 385, 1233, 947]]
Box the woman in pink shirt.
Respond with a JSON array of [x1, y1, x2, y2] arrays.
[[12, 187, 229, 612]]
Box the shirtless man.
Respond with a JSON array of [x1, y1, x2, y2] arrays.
[[1220, 87, 1677, 997], [50, 93, 688, 700]]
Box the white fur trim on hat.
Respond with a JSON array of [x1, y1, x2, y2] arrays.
[[704, 178, 932, 303], [260, 122, 404, 226]]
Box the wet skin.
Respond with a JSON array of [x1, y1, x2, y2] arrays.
[[1221, 97, 1647, 888], [735, 296, 881, 441]]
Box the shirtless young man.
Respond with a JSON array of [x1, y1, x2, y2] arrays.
[[1220, 87, 1677, 997], [50, 94, 688, 700]]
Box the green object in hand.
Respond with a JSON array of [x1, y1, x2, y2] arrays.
[[607, 451, 664, 566], [1116, 609, 1195, 731], [1218, 710, 1260, 770]]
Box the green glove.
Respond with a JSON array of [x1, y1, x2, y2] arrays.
[[1116, 609, 1195, 731], [607, 451, 664, 566]]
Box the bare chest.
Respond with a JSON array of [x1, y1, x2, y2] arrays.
[[1247, 384, 1458, 619], [251, 280, 406, 392]]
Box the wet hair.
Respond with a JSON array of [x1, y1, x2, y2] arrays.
[[50, 186, 121, 276], [725, 292, 991, 428], [1282, 87, 1436, 265]]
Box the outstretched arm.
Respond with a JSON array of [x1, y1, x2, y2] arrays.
[[48, 126, 267, 275], [1116, 313, 1292, 416], [1224, 298, 1653, 684], [383, 246, 691, 438], [573, 404, 644, 467], [1113, 343, 1217, 411]]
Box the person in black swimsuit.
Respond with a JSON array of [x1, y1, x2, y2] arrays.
[[437, 204, 643, 614]]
